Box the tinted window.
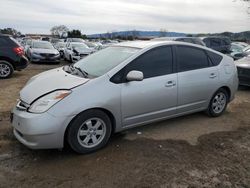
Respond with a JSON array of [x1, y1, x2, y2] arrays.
[[0, 38, 9, 46], [206, 51, 223, 66], [210, 39, 221, 47], [125, 46, 173, 79], [177, 46, 209, 72]]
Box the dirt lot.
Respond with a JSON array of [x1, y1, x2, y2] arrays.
[[0, 62, 250, 187]]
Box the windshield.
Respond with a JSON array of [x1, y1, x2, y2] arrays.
[[33, 42, 54, 49], [73, 46, 139, 77], [57, 42, 66, 48], [85, 42, 96, 48]]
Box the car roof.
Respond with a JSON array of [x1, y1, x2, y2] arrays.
[[151, 37, 201, 41], [0, 34, 11, 37], [113, 40, 203, 49]]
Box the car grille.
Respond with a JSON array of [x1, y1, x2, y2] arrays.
[[40, 53, 56, 57], [16, 100, 30, 111], [80, 54, 88, 58]]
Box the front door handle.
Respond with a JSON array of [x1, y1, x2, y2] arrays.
[[209, 73, 217, 78], [165, 81, 176, 87]]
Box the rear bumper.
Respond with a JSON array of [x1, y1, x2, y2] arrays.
[[14, 56, 29, 70], [237, 67, 250, 87]]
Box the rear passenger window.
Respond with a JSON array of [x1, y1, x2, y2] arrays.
[[177, 46, 209, 72], [206, 51, 223, 66]]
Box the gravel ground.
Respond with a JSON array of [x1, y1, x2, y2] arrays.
[[0, 61, 250, 188]]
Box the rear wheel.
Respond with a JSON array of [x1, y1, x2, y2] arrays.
[[0, 60, 14, 79], [67, 110, 112, 154], [206, 88, 229, 117]]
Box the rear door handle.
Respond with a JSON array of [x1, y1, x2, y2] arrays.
[[165, 80, 176, 87], [209, 73, 217, 78]]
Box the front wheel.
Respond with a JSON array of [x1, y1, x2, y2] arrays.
[[206, 88, 229, 117], [67, 110, 112, 154]]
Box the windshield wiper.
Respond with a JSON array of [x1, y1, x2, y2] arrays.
[[74, 66, 89, 78], [64, 64, 89, 78]]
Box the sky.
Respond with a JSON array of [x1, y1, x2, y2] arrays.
[[0, 0, 249, 35]]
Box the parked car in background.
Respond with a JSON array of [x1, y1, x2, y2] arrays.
[[64, 42, 94, 63], [152, 37, 206, 46], [0, 34, 28, 78], [26, 41, 60, 63], [65, 38, 85, 43], [40, 37, 50, 42], [202, 36, 231, 54], [23, 39, 33, 55], [11, 41, 238, 154], [50, 38, 63, 44], [54, 42, 66, 57], [84, 41, 101, 51], [233, 42, 249, 48], [230, 42, 250, 60], [235, 56, 250, 86]]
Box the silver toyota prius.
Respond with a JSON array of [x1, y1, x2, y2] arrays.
[[11, 41, 238, 154]]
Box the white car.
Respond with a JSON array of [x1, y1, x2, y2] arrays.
[[64, 42, 94, 63]]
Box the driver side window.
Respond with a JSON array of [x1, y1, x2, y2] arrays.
[[111, 46, 173, 83]]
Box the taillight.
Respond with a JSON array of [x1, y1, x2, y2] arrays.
[[13, 47, 24, 56]]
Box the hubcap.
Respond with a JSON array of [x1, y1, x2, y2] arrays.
[[0, 63, 11, 77], [212, 92, 226, 114], [77, 118, 106, 148]]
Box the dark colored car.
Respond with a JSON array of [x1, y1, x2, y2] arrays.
[[0, 34, 28, 78], [152, 37, 206, 46], [235, 56, 250, 86], [202, 37, 231, 54]]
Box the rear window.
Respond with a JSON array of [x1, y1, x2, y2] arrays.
[[206, 51, 223, 66], [0, 37, 19, 47], [177, 46, 209, 72], [0, 38, 9, 46], [210, 39, 221, 47]]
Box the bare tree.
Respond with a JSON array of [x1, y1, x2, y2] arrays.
[[50, 25, 69, 38], [131, 30, 139, 40], [159, 28, 168, 37]]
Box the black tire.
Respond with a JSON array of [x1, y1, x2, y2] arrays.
[[70, 55, 73, 63], [206, 88, 229, 117], [67, 110, 112, 154], [0, 60, 14, 79]]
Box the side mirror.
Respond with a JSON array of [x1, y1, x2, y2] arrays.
[[126, 70, 144, 82]]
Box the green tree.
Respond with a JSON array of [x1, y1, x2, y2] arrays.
[[0, 28, 21, 36]]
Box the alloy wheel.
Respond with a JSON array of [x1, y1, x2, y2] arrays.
[[0, 63, 11, 77], [212, 92, 227, 114], [77, 118, 107, 148]]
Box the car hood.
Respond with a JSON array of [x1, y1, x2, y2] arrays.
[[235, 56, 250, 69], [31, 48, 58, 54], [74, 47, 93, 54], [20, 67, 89, 104]]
